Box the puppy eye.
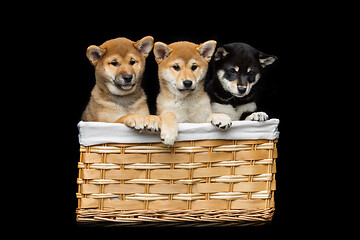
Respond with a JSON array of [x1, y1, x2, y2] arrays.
[[173, 65, 180, 71], [130, 59, 136, 65], [248, 70, 255, 75], [110, 60, 119, 67], [191, 65, 198, 71], [229, 68, 237, 73]]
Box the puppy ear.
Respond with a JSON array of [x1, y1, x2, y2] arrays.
[[258, 52, 277, 68], [214, 47, 229, 61], [134, 36, 154, 58], [196, 40, 217, 62], [154, 42, 173, 64], [86, 45, 106, 66]]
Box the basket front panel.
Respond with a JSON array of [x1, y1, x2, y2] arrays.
[[77, 139, 277, 215]]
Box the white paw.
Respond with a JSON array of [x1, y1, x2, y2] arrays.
[[160, 128, 178, 146], [207, 113, 232, 130], [144, 115, 161, 133], [246, 112, 269, 121]]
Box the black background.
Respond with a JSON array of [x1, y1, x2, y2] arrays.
[[41, 5, 332, 236]]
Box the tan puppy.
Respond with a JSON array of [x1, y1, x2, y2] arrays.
[[82, 36, 155, 130], [154, 41, 232, 145]]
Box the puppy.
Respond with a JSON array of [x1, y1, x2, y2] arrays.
[[82, 36, 156, 130], [154, 41, 232, 145], [206, 42, 277, 121]]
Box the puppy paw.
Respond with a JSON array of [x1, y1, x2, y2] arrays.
[[207, 113, 232, 130], [245, 112, 269, 121], [144, 115, 161, 133], [159, 112, 178, 146], [160, 129, 178, 146], [115, 113, 144, 131]]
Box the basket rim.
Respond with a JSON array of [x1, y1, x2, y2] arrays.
[[78, 119, 280, 146]]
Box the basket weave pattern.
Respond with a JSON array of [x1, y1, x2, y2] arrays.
[[76, 139, 278, 223]]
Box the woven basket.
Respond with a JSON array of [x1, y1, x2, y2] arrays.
[[77, 135, 278, 224]]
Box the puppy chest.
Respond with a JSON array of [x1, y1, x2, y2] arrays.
[[163, 99, 207, 123], [110, 95, 147, 114], [172, 100, 192, 122], [212, 102, 256, 121]]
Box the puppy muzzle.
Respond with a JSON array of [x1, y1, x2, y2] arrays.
[[237, 86, 247, 94], [114, 74, 136, 90], [235, 83, 251, 97], [178, 80, 195, 92]]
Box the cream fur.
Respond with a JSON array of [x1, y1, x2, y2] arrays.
[[154, 41, 232, 145]]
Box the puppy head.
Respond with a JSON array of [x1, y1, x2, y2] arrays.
[[154, 40, 216, 95], [214, 42, 277, 97], [86, 36, 154, 95]]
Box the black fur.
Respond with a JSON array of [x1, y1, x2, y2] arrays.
[[205, 42, 277, 120]]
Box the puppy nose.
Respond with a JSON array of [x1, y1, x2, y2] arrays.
[[238, 86, 247, 94], [183, 80, 193, 88], [123, 74, 133, 83]]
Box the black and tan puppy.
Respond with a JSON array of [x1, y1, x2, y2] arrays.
[[206, 42, 277, 121]]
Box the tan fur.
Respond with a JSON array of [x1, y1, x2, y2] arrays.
[[82, 36, 154, 126], [154, 41, 232, 145]]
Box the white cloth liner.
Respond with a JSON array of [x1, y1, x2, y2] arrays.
[[78, 119, 280, 146]]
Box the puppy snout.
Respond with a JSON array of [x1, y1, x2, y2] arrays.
[[183, 80, 193, 88], [122, 74, 133, 83], [237, 86, 247, 94]]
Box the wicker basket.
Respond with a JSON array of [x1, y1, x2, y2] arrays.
[[76, 120, 279, 224]]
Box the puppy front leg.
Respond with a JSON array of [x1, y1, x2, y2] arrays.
[[207, 113, 232, 130], [159, 112, 178, 146], [115, 113, 144, 131]]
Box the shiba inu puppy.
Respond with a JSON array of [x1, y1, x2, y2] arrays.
[[82, 36, 155, 130], [206, 42, 277, 121], [154, 41, 232, 145]]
